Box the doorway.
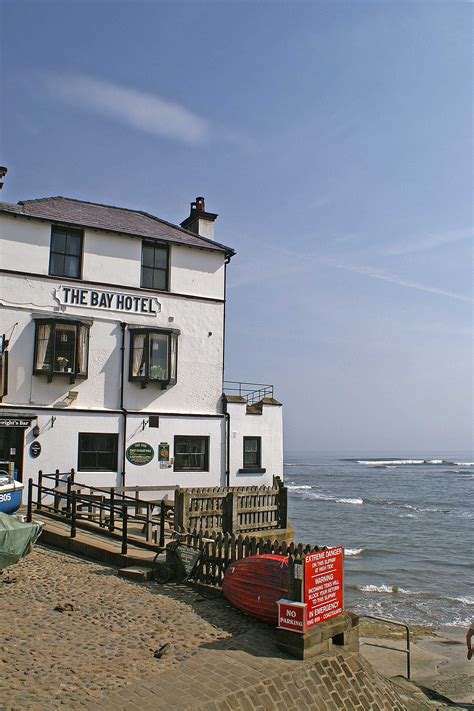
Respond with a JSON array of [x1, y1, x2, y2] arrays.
[[0, 427, 25, 481]]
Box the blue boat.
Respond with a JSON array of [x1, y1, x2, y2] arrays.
[[0, 472, 24, 515]]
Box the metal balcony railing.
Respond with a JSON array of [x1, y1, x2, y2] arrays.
[[223, 380, 274, 406]]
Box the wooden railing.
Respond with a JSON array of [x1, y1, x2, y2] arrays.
[[26, 470, 173, 550], [174, 479, 287, 534], [176, 528, 321, 588]]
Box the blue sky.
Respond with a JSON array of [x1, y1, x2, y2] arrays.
[[1, 1, 472, 452]]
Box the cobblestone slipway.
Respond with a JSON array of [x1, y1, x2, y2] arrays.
[[0, 546, 441, 710]]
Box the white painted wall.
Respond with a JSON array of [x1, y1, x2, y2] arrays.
[[0, 214, 51, 274], [0, 276, 224, 413], [0, 215, 225, 300], [170, 245, 225, 299], [226, 401, 283, 486], [21, 411, 226, 492]]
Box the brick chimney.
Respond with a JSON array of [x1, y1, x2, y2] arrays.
[[180, 196, 218, 241]]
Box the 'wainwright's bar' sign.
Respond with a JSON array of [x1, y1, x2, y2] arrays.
[[55, 286, 161, 316]]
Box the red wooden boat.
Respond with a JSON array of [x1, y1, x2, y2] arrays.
[[222, 554, 289, 624]]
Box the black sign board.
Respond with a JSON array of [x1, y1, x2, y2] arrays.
[[169, 544, 201, 580], [0, 418, 31, 428], [30, 441, 41, 458]]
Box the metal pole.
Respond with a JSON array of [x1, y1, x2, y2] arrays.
[[406, 627, 411, 679], [159, 500, 166, 548], [70, 492, 77, 538], [26, 477, 33, 522], [53, 469, 60, 513], [66, 475, 72, 515], [36, 470, 43, 510], [109, 488, 115, 531], [121, 504, 128, 555]]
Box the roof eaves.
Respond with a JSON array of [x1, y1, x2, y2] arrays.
[[15, 196, 236, 257]]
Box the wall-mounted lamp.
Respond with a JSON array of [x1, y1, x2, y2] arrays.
[[142, 418, 149, 431], [32, 425, 40, 438], [51, 416, 56, 428]]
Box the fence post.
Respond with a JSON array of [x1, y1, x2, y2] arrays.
[[278, 484, 288, 529], [53, 469, 60, 513], [287, 555, 304, 601], [66, 475, 72, 515], [26, 478, 33, 522], [121, 504, 128, 555], [223, 490, 238, 534], [70, 492, 77, 538], [36, 470, 43, 510], [159, 500, 166, 548], [109, 488, 115, 531], [70, 468, 75, 484]]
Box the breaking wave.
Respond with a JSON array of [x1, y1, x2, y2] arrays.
[[287, 484, 312, 491], [345, 548, 364, 556], [353, 459, 474, 467], [303, 492, 363, 505]]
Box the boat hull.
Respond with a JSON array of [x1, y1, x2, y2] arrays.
[[0, 483, 24, 515], [222, 554, 289, 624]]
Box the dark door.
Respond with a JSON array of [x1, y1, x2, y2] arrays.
[[0, 427, 25, 481]]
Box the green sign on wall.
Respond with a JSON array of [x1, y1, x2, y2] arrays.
[[158, 443, 170, 462], [126, 442, 154, 466]]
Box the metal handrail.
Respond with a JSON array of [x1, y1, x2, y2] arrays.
[[223, 380, 274, 405], [359, 614, 411, 679], [27, 478, 168, 549]]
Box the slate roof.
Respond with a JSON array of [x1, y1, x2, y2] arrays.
[[0, 196, 235, 256]]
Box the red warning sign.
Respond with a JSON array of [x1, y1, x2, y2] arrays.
[[304, 546, 344, 628]]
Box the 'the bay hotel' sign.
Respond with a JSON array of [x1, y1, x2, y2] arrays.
[[55, 286, 161, 316]]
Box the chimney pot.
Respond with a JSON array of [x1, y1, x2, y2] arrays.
[[0, 166, 7, 190], [196, 196, 205, 212]]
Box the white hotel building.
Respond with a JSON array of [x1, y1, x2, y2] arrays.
[[0, 194, 283, 494]]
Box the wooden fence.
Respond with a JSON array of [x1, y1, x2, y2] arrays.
[[176, 528, 321, 589], [174, 479, 288, 535]]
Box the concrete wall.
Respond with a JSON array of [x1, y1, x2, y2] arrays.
[[226, 401, 283, 486]]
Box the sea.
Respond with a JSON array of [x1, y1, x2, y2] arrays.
[[285, 452, 473, 628]]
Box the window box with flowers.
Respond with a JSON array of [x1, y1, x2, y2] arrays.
[[33, 318, 90, 384], [129, 328, 178, 389]]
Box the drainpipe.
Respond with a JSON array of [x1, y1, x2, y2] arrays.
[[225, 411, 230, 487], [119, 322, 127, 488]]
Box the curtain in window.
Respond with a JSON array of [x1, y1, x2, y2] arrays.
[[77, 325, 89, 374], [132, 334, 146, 376], [36, 324, 51, 370]]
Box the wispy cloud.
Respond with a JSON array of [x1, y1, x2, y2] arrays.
[[383, 228, 473, 257], [229, 243, 473, 303], [39, 72, 210, 145], [328, 260, 473, 303]]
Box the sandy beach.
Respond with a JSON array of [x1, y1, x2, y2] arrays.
[[0, 544, 472, 710]]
